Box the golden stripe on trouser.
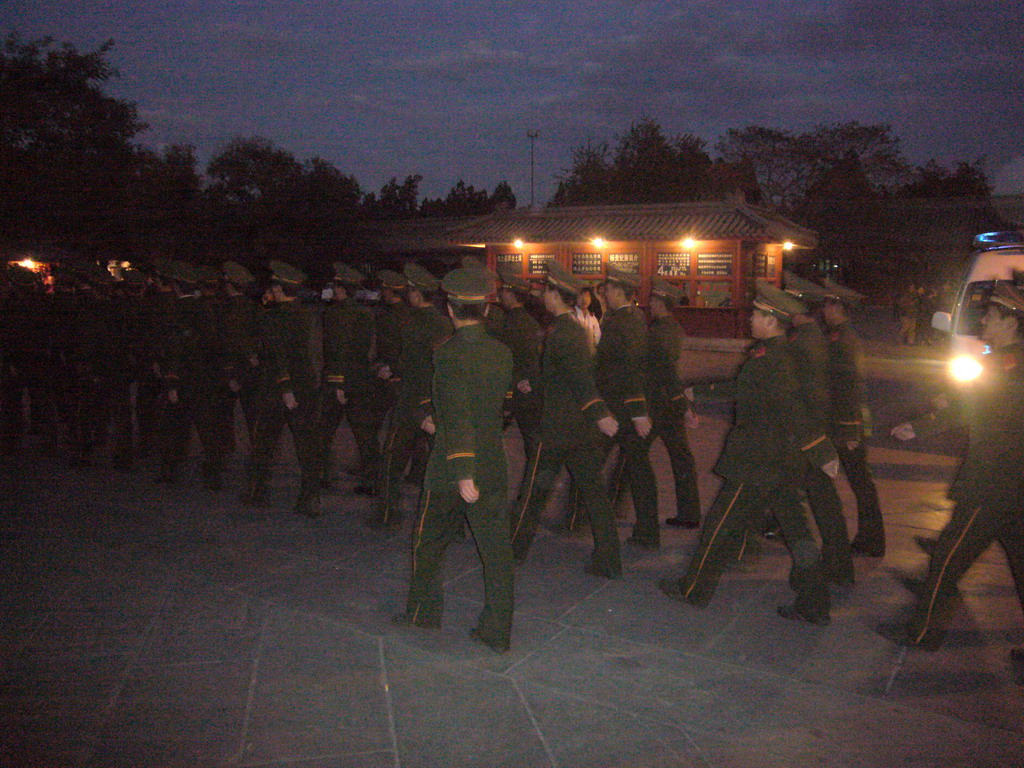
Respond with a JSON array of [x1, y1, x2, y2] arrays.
[[512, 441, 543, 540], [410, 490, 432, 625], [914, 506, 982, 645], [685, 483, 745, 600], [381, 427, 399, 522]]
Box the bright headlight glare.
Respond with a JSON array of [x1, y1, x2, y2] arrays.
[[949, 355, 983, 382]]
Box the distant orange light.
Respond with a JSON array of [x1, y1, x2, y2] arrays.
[[592, 237, 605, 248], [682, 238, 696, 250], [783, 241, 795, 251], [513, 239, 524, 249], [17, 258, 38, 270]]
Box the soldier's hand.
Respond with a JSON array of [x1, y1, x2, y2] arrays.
[[458, 478, 480, 504], [846, 440, 860, 450], [821, 458, 840, 478], [228, 379, 241, 393], [421, 415, 436, 434], [377, 365, 392, 380], [167, 389, 179, 405], [685, 410, 699, 429], [597, 416, 619, 438], [684, 386, 695, 402], [335, 388, 347, 405], [632, 415, 653, 438], [282, 391, 298, 410], [932, 394, 949, 410], [248, 354, 259, 368], [516, 379, 532, 394], [890, 422, 916, 441]]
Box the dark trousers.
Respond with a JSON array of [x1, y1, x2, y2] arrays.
[[802, 464, 855, 583], [907, 502, 1024, 648], [406, 485, 514, 648], [835, 437, 884, 552], [510, 441, 622, 577], [654, 415, 701, 525], [247, 387, 322, 492], [377, 408, 430, 524], [675, 476, 830, 622], [320, 391, 384, 486], [158, 385, 231, 476]]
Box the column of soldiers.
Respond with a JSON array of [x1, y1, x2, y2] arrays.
[[5, 256, 1021, 678]]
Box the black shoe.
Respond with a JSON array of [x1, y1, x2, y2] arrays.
[[658, 577, 687, 603], [913, 535, 936, 555], [469, 627, 510, 654], [626, 535, 659, 551], [665, 517, 699, 529], [391, 612, 440, 630], [584, 563, 622, 579], [295, 492, 322, 519], [876, 621, 941, 651], [777, 604, 831, 627], [156, 465, 179, 484], [240, 482, 267, 507], [364, 514, 400, 531], [353, 482, 376, 496], [850, 538, 885, 558], [1010, 648, 1024, 685]]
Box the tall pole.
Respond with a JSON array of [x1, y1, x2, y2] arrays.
[[527, 130, 539, 209]]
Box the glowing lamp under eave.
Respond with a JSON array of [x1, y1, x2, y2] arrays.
[[682, 238, 696, 250], [592, 237, 605, 248], [513, 239, 524, 249], [782, 241, 795, 251], [949, 354, 983, 382], [17, 258, 38, 270]]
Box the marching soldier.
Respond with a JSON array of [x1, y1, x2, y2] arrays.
[[319, 262, 380, 493], [242, 260, 324, 517], [782, 272, 855, 584], [394, 266, 515, 653], [220, 261, 262, 448], [496, 269, 543, 465], [370, 263, 452, 529], [648, 277, 702, 530], [659, 282, 839, 625], [509, 263, 622, 578], [597, 267, 659, 548], [882, 280, 1024, 658], [821, 278, 886, 557]]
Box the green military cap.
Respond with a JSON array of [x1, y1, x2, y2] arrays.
[[461, 255, 486, 270], [783, 270, 827, 304], [121, 268, 149, 286], [5, 263, 38, 287], [403, 262, 439, 292], [753, 280, 807, 320], [542, 261, 587, 295], [649, 276, 686, 303], [82, 261, 116, 286], [989, 280, 1024, 317], [441, 266, 493, 304], [222, 260, 255, 287], [820, 277, 864, 304], [331, 261, 365, 286], [377, 269, 408, 290], [170, 260, 199, 285], [604, 265, 641, 290], [497, 266, 532, 294], [268, 259, 307, 286]]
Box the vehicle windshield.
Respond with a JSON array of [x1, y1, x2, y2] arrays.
[[956, 280, 994, 336]]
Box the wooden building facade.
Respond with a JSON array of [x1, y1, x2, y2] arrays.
[[448, 202, 817, 338]]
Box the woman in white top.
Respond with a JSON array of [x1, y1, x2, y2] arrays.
[[572, 287, 602, 353]]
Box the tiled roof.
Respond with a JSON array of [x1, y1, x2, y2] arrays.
[[446, 202, 818, 247]]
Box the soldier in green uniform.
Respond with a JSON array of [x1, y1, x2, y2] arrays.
[[648, 277, 702, 530], [782, 272, 855, 584], [659, 282, 838, 625], [820, 278, 886, 557], [496, 268, 543, 465], [509, 263, 622, 578], [319, 262, 380, 492], [393, 266, 515, 653], [242, 261, 325, 517], [882, 280, 1024, 656], [220, 261, 262, 448], [369, 263, 452, 529], [597, 267, 659, 548]]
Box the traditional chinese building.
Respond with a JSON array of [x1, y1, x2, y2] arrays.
[[447, 201, 817, 337]]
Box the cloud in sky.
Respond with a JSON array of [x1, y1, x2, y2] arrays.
[[9, 0, 1024, 201]]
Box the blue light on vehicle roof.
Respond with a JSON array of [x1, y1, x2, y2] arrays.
[[974, 231, 1024, 248]]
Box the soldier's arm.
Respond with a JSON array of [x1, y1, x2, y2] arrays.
[[554, 328, 612, 423], [435, 348, 477, 482], [776, 354, 838, 468]]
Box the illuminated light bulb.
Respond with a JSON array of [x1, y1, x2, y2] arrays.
[[949, 355, 983, 382], [682, 238, 696, 250], [783, 241, 795, 251], [592, 238, 605, 248], [513, 239, 524, 249]]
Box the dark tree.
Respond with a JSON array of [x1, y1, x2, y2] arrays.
[[896, 160, 992, 198], [126, 144, 204, 261], [362, 174, 423, 219]]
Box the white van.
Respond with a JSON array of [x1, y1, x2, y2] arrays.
[[932, 230, 1024, 381]]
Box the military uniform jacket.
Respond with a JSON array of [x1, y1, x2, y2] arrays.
[[163, 295, 225, 391], [322, 298, 374, 398], [395, 304, 452, 418], [826, 321, 867, 442], [694, 335, 836, 483], [375, 301, 409, 372], [499, 306, 542, 388], [595, 304, 649, 419], [645, 315, 689, 420], [538, 312, 611, 449], [912, 341, 1024, 510], [220, 294, 261, 385], [787, 320, 831, 433], [424, 323, 513, 492], [262, 300, 320, 396]]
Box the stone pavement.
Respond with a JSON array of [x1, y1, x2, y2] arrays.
[[2, 315, 1023, 767]]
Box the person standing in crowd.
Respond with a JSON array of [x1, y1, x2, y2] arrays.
[[220, 261, 262, 449], [782, 272, 855, 584], [509, 263, 622, 578], [370, 263, 452, 529], [648, 277, 701, 530], [659, 282, 838, 626], [369, 269, 411, 496], [319, 262, 379, 494], [242, 260, 324, 517], [882, 279, 1024, 666], [820, 278, 886, 558], [898, 282, 919, 345], [597, 267, 658, 548], [394, 266, 515, 653], [496, 268, 543, 468], [573, 286, 602, 353]]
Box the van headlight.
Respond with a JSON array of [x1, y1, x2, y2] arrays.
[[949, 355, 983, 382]]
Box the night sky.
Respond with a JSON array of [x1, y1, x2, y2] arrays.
[[7, 0, 1024, 203]]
